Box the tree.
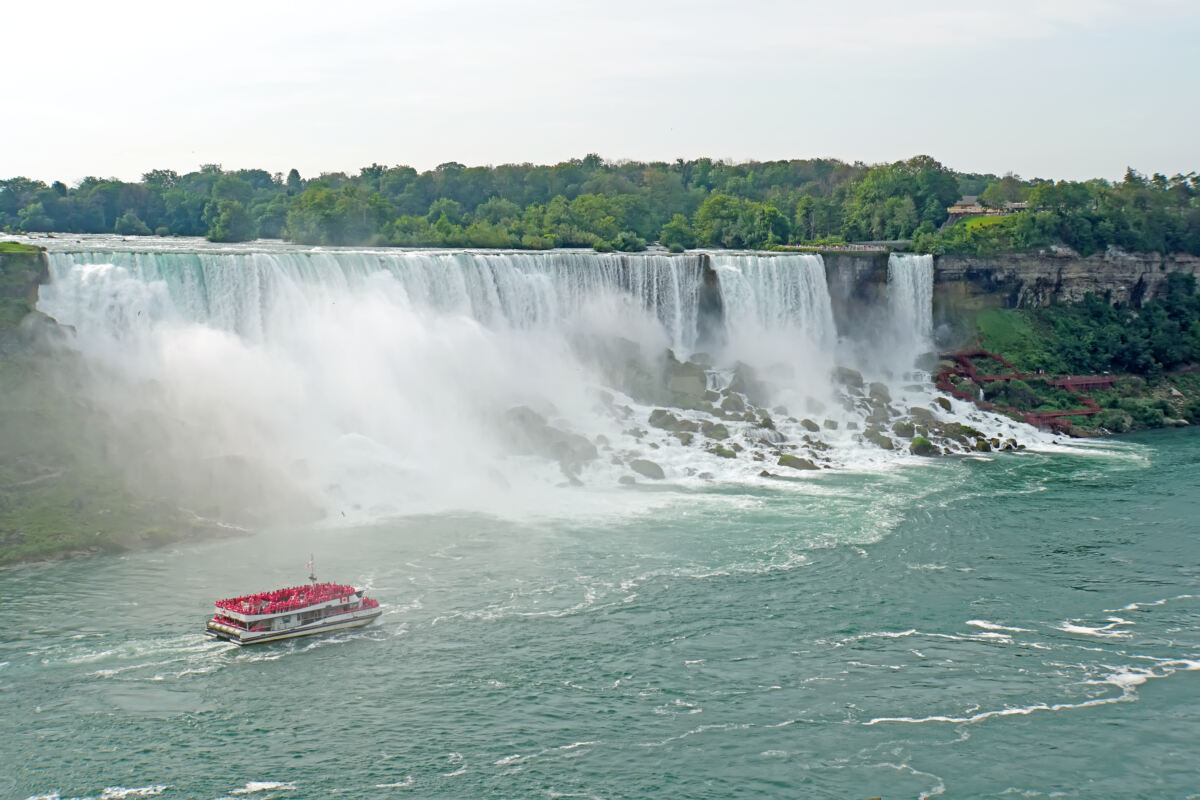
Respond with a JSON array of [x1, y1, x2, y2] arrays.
[[114, 211, 152, 235], [16, 202, 53, 232], [204, 200, 255, 242], [660, 214, 696, 250]]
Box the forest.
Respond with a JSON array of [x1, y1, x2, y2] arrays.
[[2, 155, 1198, 255]]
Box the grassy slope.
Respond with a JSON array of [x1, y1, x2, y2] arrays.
[[973, 307, 1199, 433]]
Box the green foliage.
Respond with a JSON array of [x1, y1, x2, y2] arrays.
[[114, 211, 152, 236], [1032, 277, 1200, 375], [204, 200, 255, 243], [613, 231, 647, 252], [917, 168, 1200, 256], [5, 160, 1196, 254]]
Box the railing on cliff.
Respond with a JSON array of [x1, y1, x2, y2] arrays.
[[936, 349, 1115, 432]]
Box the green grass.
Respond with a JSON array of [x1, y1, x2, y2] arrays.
[[974, 308, 1066, 373], [959, 215, 1007, 230], [0, 241, 41, 254]]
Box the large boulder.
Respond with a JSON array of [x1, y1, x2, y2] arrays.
[[720, 393, 746, 413], [727, 361, 770, 406], [908, 406, 936, 425], [833, 366, 864, 392], [800, 418, 820, 432], [868, 382, 892, 404], [630, 459, 666, 480], [862, 426, 894, 450], [648, 408, 680, 430], [701, 420, 730, 441], [910, 436, 936, 456], [504, 406, 599, 471], [777, 453, 818, 471]]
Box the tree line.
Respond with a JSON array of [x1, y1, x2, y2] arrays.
[[1, 156, 1197, 255]]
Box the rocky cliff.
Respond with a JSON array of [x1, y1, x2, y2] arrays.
[[934, 248, 1200, 311]]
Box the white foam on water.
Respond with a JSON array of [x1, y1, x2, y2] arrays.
[[966, 620, 1035, 633], [100, 789, 167, 799], [229, 782, 296, 794], [374, 777, 414, 789], [1055, 619, 1134, 639]]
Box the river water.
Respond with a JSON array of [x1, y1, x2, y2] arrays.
[[3, 428, 1198, 799]]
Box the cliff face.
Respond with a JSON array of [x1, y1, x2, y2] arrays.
[[0, 244, 49, 329], [933, 249, 1200, 310]]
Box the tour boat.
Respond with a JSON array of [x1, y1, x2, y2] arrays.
[[206, 570, 382, 645]]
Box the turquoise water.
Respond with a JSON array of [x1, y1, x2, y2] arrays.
[[2, 431, 1198, 799]]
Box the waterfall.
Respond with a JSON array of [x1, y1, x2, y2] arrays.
[[888, 253, 931, 369], [44, 249, 707, 356], [887, 252, 934, 354], [31, 240, 1037, 521], [712, 253, 837, 351]]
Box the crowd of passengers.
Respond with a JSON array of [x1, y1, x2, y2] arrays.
[[214, 583, 358, 615]]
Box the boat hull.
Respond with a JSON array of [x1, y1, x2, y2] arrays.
[[207, 607, 383, 645]]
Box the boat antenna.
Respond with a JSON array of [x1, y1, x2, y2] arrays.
[[307, 554, 317, 584]]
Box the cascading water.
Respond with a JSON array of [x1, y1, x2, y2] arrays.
[[886, 252, 935, 369], [32, 239, 1040, 524]]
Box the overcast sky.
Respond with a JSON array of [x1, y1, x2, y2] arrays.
[[3, 0, 1197, 184]]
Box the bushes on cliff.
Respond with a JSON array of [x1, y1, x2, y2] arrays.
[[916, 169, 1200, 257]]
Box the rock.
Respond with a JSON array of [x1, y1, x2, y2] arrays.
[[758, 413, 775, 430], [758, 469, 775, 478], [731, 442, 744, 452], [834, 366, 864, 392], [800, 418, 820, 432], [648, 408, 679, 430], [846, 421, 859, 431], [720, 393, 746, 413], [943, 422, 983, 442], [690, 352, 713, 367], [934, 396, 952, 412], [865, 403, 894, 424], [908, 406, 936, 425], [618, 475, 637, 485], [915, 351, 939, 372], [667, 373, 707, 401], [910, 436, 936, 456], [862, 426, 894, 450], [674, 431, 694, 445], [704, 389, 721, 402], [504, 405, 598, 468], [778, 453, 819, 470], [974, 438, 992, 452], [892, 421, 915, 438], [630, 459, 665, 480], [701, 420, 730, 441], [708, 445, 737, 458], [868, 382, 891, 403], [623, 427, 646, 439], [728, 362, 769, 406], [594, 434, 610, 448]]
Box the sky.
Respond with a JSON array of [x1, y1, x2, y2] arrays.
[[3, 0, 1197, 184]]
